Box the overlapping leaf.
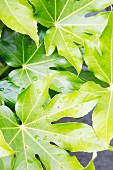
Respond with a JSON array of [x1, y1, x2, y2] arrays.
[[0, 21, 4, 38], [0, 77, 106, 169], [0, 156, 15, 170], [0, 130, 14, 158], [85, 12, 113, 144], [50, 71, 84, 93], [0, 80, 21, 107], [0, 0, 38, 45], [29, 0, 113, 73], [0, 28, 69, 88]]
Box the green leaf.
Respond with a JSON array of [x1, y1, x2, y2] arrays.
[[0, 156, 15, 170], [29, 0, 111, 73], [0, 21, 4, 38], [0, 130, 15, 158], [0, 0, 38, 45], [0, 80, 21, 107], [79, 69, 109, 88], [84, 12, 113, 144], [0, 77, 105, 169], [50, 71, 84, 93], [0, 29, 69, 88]]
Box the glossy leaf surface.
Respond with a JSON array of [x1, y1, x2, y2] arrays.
[[29, 0, 112, 73], [0, 130, 14, 158], [0, 29, 69, 88], [0, 0, 38, 45], [85, 12, 113, 144], [0, 77, 105, 169], [0, 80, 21, 106]]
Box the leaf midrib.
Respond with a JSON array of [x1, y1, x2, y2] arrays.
[[4, 0, 31, 35], [58, 0, 95, 24], [25, 126, 104, 148], [25, 129, 66, 170]]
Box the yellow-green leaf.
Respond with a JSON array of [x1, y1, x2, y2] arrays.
[[0, 0, 38, 45]]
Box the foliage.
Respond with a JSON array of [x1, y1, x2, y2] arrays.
[[0, 0, 113, 169]]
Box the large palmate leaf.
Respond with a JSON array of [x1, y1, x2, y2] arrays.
[[84, 12, 113, 144], [0, 130, 14, 158], [0, 0, 38, 45], [29, 0, 112, 73], [0, 77, 106, 169], [0, 28, 69, 88]]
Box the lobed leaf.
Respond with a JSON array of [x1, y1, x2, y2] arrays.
[[29, 0, 112, 73], [0, 0, 38, 45], [0, 28, 69, 88], [0, 77, 106, 169], [85, 12, 113, 144]]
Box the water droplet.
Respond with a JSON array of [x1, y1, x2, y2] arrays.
[[19, 82, 23, 86], [54, 134, 57, 136], [80, 138, 82, 141], [59, 87, 64, 91], [32, 76, 38, 81], [64, 98, 68, 102], [87, 143, 91, 146], [58, 138, 62, 142], [34, 135, 39, 141], [46, 116, 50, 120], [43, 136, 47, 140], [78, 131, 82, 135], [59, 100, 63, 103], [37, 89, 41, 94], [15, 7, 19, 10], [58, 154, 62, 156], [28, 159, 33, 163], [0, 88, 4, 91], [36, 121, 39, 125]]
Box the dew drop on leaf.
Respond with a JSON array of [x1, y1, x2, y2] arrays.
[[37, 89, 41, 94], [28, 159, 33, 163], [78, 131, 82, 135], [59, 100, 63, 103], [58, 154, 62, 156], [64, 98, 68, 102], [59, 87, 64, 91], [0, 88, 4, 91], [54, 134, 57, 136], [87, 143, 91, 146], [58, 138, 62, 142], [14, 7, 19, 10], [19, 82, 23, 86], [43, 136, 47, 140], [46, 116, 50, 120], [32, 76, 38, 81], [36, 121, 39, 125], [34, 135, 39, 141]]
